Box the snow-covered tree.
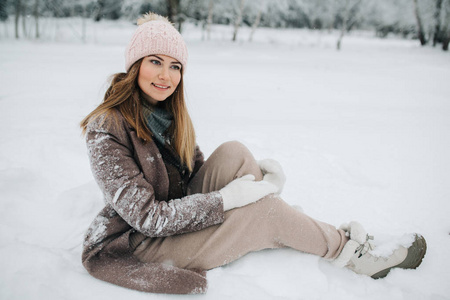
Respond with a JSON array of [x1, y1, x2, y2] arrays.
[[247, 0, 268, 41], [413, 0, 427, 45], [2, 0, 449, 51], [206, 0, 213, 40], [432, 0, 443, 46], [232, 0, 245, 41], [0, 0, 7, 22], [335, 0, 362, 50], [442, 0, 450, 50]]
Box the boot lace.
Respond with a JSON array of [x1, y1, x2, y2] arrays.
[[355, 234, 374, 258]]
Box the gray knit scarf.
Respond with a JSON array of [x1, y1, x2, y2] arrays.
[[142, 102, 173, 145]]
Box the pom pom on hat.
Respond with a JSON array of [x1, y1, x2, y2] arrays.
[[136, 12, 171, 25], [125, 12, 188, 72]]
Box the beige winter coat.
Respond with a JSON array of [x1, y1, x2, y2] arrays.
[[81, 110, 225, 294]]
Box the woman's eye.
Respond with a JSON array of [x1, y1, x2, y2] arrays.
[[171, 65, 181, 70], [150, 60, 161, 65]]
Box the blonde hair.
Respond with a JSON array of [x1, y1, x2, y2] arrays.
[[80, 59, 196, 171]]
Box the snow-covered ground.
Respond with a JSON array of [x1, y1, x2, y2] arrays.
[[1, 19, 450, 300]]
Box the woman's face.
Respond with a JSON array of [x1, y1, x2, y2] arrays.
[[138, 54, 182, 105]]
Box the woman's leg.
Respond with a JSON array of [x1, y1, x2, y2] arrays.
[[133, 141, 348, 270], [187, 141, 264, 194]]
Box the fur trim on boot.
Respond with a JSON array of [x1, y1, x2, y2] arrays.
[[332, 221, 372, 268], [332, 240, 361, 268]]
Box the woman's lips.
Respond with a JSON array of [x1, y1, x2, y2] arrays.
[[152, 83, 170, 90]]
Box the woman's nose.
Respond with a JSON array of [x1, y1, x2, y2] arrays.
[[159, 67, 169, 80]]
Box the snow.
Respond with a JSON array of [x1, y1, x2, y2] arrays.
[[1, 20, 450, 300]]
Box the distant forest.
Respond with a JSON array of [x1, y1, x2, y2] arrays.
[[2, 0, 449, 50]]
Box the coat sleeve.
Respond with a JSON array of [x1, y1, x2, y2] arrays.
[[85, 115, 225, 238]]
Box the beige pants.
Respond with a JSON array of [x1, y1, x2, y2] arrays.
[[132, 141, 348, 270]]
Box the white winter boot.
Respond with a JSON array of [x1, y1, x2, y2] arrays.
[[332, 222, 427, 279]]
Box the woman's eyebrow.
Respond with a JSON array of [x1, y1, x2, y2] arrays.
[[149, 54, 163, 61], [149, 55, 180, 65]]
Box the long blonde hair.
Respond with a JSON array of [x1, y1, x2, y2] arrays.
[[80, 59, 196, 171]]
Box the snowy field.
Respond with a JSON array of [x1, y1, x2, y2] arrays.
[[1, 19, 450, 300]]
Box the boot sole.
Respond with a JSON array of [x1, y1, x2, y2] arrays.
[[371, 234, 427, 279]]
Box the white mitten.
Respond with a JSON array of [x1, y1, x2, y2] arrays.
[[220, 174, 278, 211], [257, 159, 286, 194]]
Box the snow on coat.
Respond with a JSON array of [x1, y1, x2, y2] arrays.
[[81, 109, 225, 294]]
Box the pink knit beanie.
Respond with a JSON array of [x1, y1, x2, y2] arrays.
[[124, 13, 188, 72]]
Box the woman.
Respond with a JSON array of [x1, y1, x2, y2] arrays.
[[80, 13, 426, 294]]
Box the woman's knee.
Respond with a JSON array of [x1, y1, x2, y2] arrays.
[[214, 141, 262, 180], [215, 141, 251, 159]]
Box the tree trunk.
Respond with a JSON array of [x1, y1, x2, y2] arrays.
[[21, 2, 27, 38], [336, 0, 349, 50], [443, 34, 449, 50], [167, 0, 178, 24], [413, 0, 427, 45], [15, 0, 21, 39], [443, 26, 450, 51], [82, 6, 87, 43], [433, 0, 443, 46], [336, 0, 362, 50], [232, 0, 245, 42], [206, 0, 214, 40], [442, 0, 450, 50], [34, 0, 39, 39], [248, 9, 261, 42], [94, 0, 104, 22]]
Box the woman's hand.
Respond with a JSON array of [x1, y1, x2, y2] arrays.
[[220, 175, 278, 211], [257, 159, 286, 195]]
